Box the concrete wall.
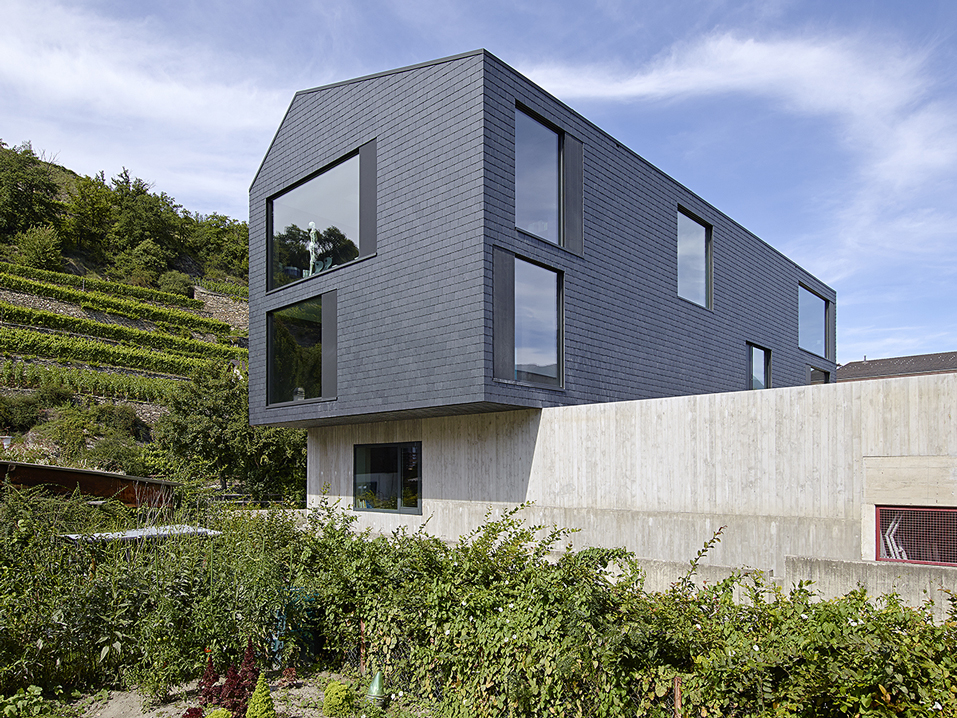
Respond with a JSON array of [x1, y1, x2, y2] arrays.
[[308, 373, 957, 608]]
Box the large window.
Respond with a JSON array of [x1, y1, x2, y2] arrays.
[[354, 442, 421, 514], [268, 141, 376, 290], [267, 293, 336, 404], [493, 250, 562, 387], [515, 258, 560, 385], [677, 210, 712, 308], [514, 107, 583, 253], [799, 286, 828, 358], [749, 343, 771, 390]]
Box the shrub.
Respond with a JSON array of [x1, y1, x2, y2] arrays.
[[206, 710, 232, 718], [321, 681, 354, 717], [244, 672, 275, 718], [158, 270, 195, 298], [16, 225, 61, 272]]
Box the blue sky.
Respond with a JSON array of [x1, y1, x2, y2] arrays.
[[2, 0, 955, 364]]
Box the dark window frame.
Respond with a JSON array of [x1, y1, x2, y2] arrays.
[[676, 207, 713, 310], [514, 104, 583, 255], [747, 342, 771, 390], [798, 284, 831, 360], [807, 366, 830, 385], [353, 441, 422, 515], [266, 290, 337, 406], [266, 139, 376, 292]]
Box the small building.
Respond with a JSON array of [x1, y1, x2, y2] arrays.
[[837, 350, 957, 382], [0, 460, 177, 508]]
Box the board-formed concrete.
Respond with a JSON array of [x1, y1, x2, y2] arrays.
[[308, 373, 957, 601]]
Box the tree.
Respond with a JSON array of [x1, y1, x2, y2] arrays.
[[60, 172, 114, 256], [16, 224, 62, 271], [153, 361, 306, 498], [0, 141, 62, 239]]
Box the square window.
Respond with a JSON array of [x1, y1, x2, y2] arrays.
[[268, 294, 336, 404], [799, 286, 828, 358], [677, 210, 712, 308], [749, 344, 771, 390], [354, 442, 421, 514], [808, 367, 830, 385], [268, 141, 376, 291]]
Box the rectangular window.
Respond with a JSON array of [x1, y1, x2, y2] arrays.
[[514, 107, 584, 254], [267, 292, 336, 404], [515, 257, 560, 385], [677, 210, 712, 308], [877, 506, 957, 566], [354, 442, 421, 514], [799, 286, 828, 358], [268, 140, 376, 290], [808, 367, 830, 385], [749, 344, 771, 390]]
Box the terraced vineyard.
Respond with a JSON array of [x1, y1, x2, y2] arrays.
[[0, 262, 248, 405]]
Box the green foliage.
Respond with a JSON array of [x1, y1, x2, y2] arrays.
[[0, 325, 205, 377], [107, 239, 170, 287], [0, 301, 245, 361], [195, 278, 249, 300], [0, 394, 41, 433], [244, 672, 275, 718], [15, 226, 61, 272], [60, 172, 113, 256], [320, 681, 354, 717], [206, 710, 231, 718], [0, 142, 62, 239], [0, 272, 227, 333], [0, 359, 180, 404], [153, 362, 305, 497], [0, 261, 203, 309], [158, 270, 194, 298], [0, 684, 48, 717]]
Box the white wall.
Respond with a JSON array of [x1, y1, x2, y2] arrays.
[[308, 374, 957, 605]]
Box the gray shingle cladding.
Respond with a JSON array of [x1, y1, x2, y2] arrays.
[[249, 49, 836, 428]]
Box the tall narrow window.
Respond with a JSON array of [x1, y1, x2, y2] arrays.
[[749, 344, 771, 390], [515, 108, 560, 244], [514, 258, 560, 385], [354, 442, 421, 514], [677, 210, 712, 308], [799, 286, 827, 358]]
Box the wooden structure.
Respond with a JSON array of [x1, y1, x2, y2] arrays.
[[0, 460, 177, 507]]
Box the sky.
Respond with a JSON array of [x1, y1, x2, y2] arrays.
[[2, 0, 956, 364]]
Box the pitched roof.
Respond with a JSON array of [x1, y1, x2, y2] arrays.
[[836, 351, 957, 382]]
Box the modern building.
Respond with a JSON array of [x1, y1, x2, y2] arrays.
[[249, 50, 837, 537]]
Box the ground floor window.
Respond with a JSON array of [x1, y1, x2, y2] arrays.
[[748, 343, 771, 390], [877, 506, 957, 566], [354, 442, 421, 514]]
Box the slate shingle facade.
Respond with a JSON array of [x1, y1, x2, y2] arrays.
[[249, 50, 836, 429]]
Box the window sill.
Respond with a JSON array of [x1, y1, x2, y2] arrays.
[[493, 377, 566, 393], [266, 252, 376, 296], [515, 227, 583, 258], [266, 395, 337, 409]]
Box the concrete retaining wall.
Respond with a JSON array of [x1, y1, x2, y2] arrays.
[[308, 373, 957, 603]]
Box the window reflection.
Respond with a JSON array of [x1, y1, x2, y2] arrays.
[[270, 155, 360, 289], [268, 297, 322, 404], [354, 443, 421, 513], [750, 345, 770, 390], [515, 109, 560, 244], [677, 212, 710, 307], [799, 287, 827, 357], [515, 258, 559, 385]]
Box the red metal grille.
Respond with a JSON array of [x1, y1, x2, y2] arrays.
[[877, 506, 957, 566]]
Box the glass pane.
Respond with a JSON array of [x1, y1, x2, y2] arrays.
[[515, 109, 560, 244], [270, 155, 360, 289], [799, 287, 827, 357], [750, 346, 768, 390], [268, 297, 322, 404], [400, 444, 421, 509], [809, 368, 829, 385], [677, 212, 708, 307], [354, 445, 399, 510], [515, 258, 559, 385]]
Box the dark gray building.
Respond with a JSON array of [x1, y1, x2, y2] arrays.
[[249, 50, 836, 515]]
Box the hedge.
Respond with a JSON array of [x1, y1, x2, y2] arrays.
[[0, 262, 204, 309], [0, 301, 246, 361], [0, 273, 232, 334], [0, 326, 203, 377]]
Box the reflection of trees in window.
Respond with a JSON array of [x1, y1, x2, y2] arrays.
[[272, 224, 310, 287], [271, 223, 358, 288], [268, 299, 322, 404]]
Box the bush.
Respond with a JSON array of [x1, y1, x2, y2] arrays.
[[158, 271, 194, 298], [206, 710, 232, 718], [16, 225, 61, 272], [0, 394, 41, 433], [321, 681, 354, 717], [244, 672, 275, 718]]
